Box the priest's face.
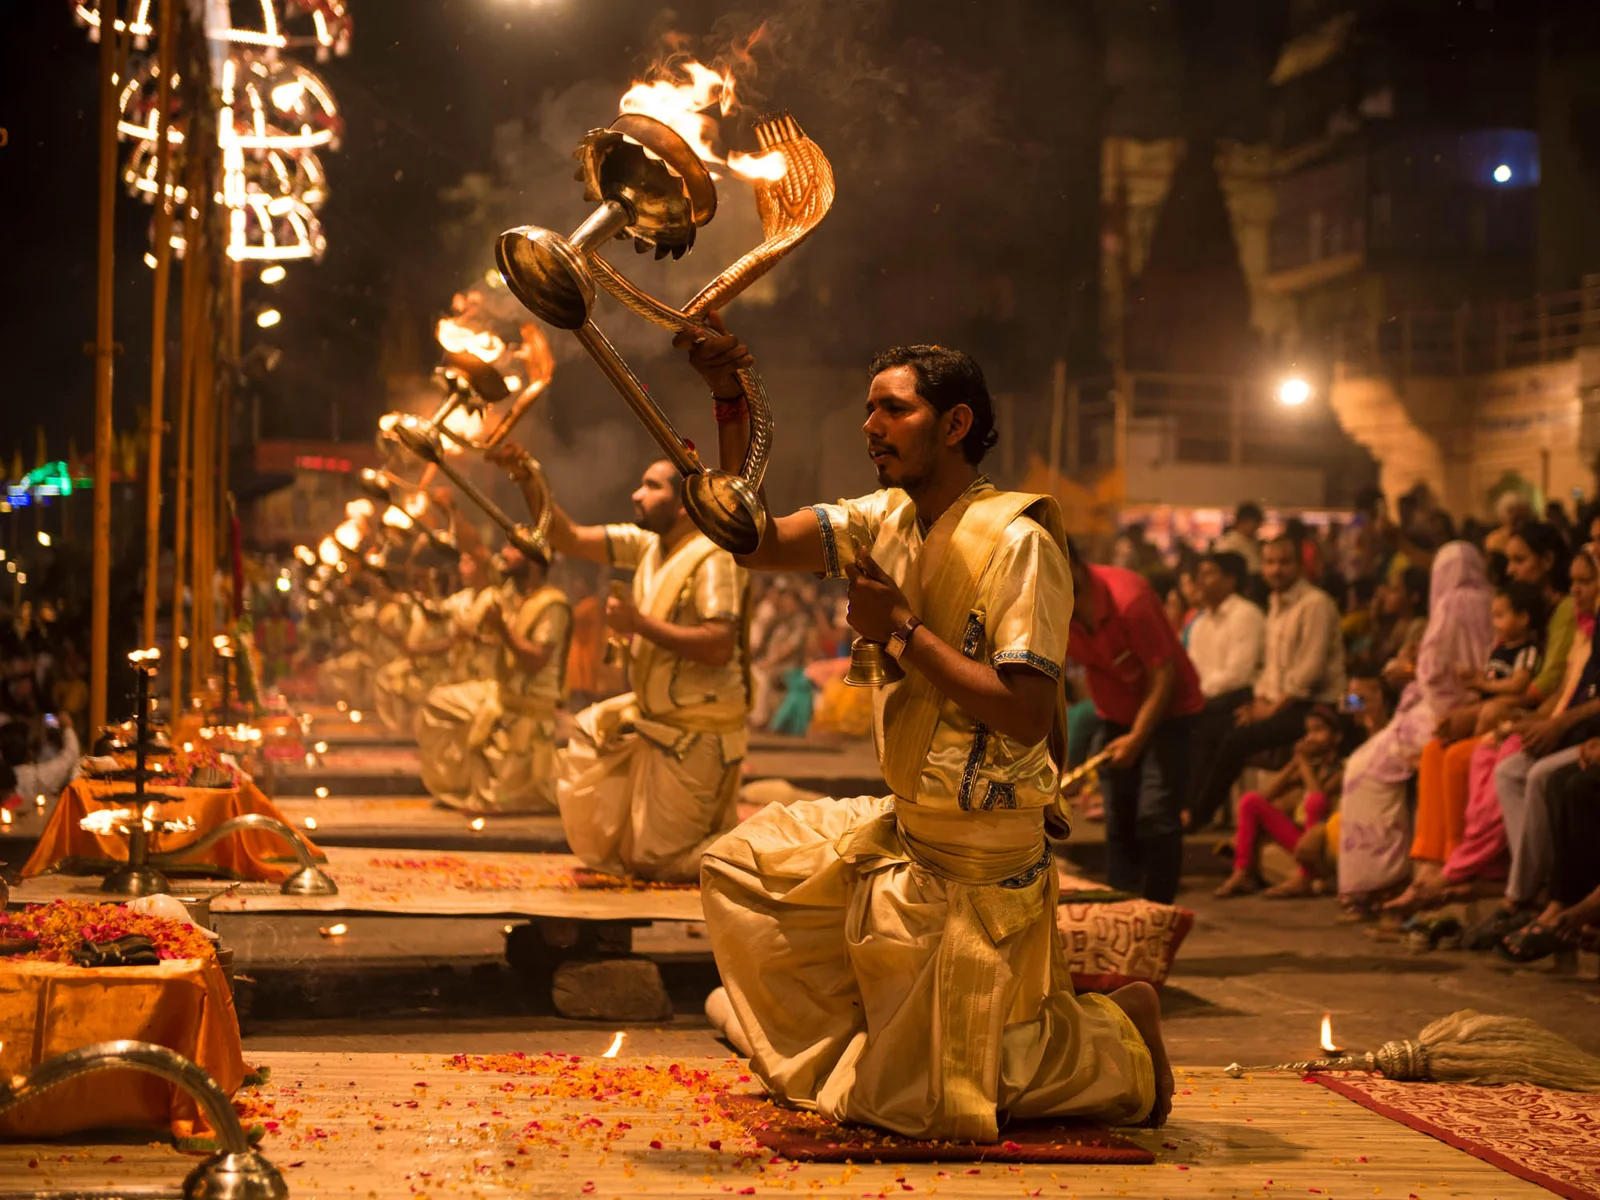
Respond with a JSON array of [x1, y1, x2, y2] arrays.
[[632, 460, 685, 535], [863, 367, 943, 490]]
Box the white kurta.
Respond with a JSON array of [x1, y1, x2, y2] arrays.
[[418, 585, 570, 814], [556, 526, 749, 882]]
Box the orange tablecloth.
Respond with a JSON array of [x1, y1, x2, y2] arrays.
[[21, 777, 325, 883], [0, 953, 244, 1141]]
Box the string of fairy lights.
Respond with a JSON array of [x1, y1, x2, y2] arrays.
[[71, 0, 352, 274]]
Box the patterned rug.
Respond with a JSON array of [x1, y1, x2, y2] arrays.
[[717, 1095, 1154, 1164], [1312, 1074, 1600, 1200]]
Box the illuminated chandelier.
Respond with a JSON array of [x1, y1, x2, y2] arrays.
[[75, 0, 352, 58], [91, 1, 348, 269]]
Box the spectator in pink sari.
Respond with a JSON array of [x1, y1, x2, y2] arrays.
[[1427, 548, 1600, 945], [1337, 543, 1495, 913]]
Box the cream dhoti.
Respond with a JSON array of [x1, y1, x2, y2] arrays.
[[557, 527, 749, 882], [418, 584, 570, 814], [702, 797, 1152, 1141], [560, 694, 743, 881]]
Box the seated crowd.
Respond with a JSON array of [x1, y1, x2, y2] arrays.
[[1069, 489, 1600, 960], [0, 603, 85, 816]]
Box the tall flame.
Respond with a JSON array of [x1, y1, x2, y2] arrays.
[[1320, 1013, 1343, 1054], [619, 58, 786, 183], [436, 317, 505, 363], [441, 407, 484, 449]]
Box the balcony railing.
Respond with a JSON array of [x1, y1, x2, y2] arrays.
[[1336, 275, 1600, 377]]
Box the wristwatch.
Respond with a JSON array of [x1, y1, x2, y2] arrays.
[[885, 614, 922, 661]]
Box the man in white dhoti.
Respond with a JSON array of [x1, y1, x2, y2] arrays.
[[679, 319, 1172, 1139], [492, 444, 750, 882], [416, 542, 571, 813]]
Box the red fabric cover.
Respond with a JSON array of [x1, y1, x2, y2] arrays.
[[717, 1095, 1154, 1164]]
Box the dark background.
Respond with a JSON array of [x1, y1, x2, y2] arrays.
[[0, 0, 1288, 470]]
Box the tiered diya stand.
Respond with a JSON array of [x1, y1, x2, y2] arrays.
[[98, 648, 179, 896], [90, 648, 336, 899]]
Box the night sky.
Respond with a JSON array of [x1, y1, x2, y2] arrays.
[[0, 0, 1284, 479]]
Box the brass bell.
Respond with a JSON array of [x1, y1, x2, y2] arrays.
[[844, 637, 904, 688]]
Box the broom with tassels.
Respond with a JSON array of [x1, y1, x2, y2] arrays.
[[1225, 1010, 1600, 1091]]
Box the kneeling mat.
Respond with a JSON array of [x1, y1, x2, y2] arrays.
[[718, 1095, 1155, 1164]]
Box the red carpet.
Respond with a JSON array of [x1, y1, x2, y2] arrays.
[[1312, 1074, 1600, 1200], [717, 1095, 1154, 1164]]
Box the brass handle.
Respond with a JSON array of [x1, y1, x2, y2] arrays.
[[0, 1040, 289, 1198]]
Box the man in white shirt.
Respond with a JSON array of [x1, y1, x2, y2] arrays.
[[1184, 536, 1345, 831], [1186, 552, 1264, 704]]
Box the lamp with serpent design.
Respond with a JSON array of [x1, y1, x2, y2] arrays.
[[494, 70, 835, 556], [0, 1040, 290, 1199], [378, 283, 556, 561]]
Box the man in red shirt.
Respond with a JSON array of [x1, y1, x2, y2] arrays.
[[1066, 538, 1204, 903]]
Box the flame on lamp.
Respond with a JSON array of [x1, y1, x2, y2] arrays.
[[334, 519, 363, 553], [601, 1032, 626, 1059], [1320, 1013, 1343, 1055], [619, 57, 787, 183], [436, 317, 505, 363], [440, 406, 485, 449]]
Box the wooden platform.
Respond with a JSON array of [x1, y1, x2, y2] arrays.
[[8, 846, 703, 923], [0, 1054, 1546, 1198], [270, 797, 569, 852]]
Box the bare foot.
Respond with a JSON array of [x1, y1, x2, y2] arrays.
[[1109, 982, 1174, 1128], [704, 986, 754, 1058], [1262, 874, 1312, 898], [1213, 869, 1258, 898]]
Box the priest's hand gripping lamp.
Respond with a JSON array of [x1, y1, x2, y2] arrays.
[[495, 109, 835, 555]]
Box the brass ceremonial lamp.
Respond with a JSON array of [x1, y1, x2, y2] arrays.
[[0, 1041, 289, 1200], [213, 633, 236, 728], [98, 648, 175, 896], [357, 467, 458, 555], [94, 650, 336, 899], [496, 109, 835, 556]]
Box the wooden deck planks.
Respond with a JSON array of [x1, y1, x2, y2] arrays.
[[7, 846, 704, 922], [0, 1055, 1547, 1198]]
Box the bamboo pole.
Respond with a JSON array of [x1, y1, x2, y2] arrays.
[[89, 0, 121, 735], [140, 0, 179, 652], [222, 259, 241, 623], [192, 298, 215, 702], [169, 183, 202, 717]]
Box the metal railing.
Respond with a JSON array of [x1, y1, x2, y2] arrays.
[[1336, 275, 1600, 377]]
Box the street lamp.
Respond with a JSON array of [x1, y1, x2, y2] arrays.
[[1277, 376, 1313, 407], [257, 308, 282, 328]]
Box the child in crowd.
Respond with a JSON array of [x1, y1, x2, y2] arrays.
[[1459, 581, 1543, 703], [1215, 705, 1346, 898]]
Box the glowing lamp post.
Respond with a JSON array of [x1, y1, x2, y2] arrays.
[[1277, 376, 1313, 408]]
